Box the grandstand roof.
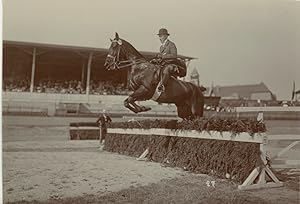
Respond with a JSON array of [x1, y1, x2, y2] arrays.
[[3, 40, 195, 61]]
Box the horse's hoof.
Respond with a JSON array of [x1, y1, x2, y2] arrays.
[[140, 106, 150, 111]]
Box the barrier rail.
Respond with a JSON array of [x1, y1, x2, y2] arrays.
[[3, 92, 300, 120]]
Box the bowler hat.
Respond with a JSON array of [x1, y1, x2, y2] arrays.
[[157, 28, 170, 36]]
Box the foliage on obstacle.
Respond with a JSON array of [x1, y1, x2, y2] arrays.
[[104, 133, 263, 183], [108, 118, 266, 135]]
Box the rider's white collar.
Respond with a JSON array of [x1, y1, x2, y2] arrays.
[[161, 38, 169, 46]]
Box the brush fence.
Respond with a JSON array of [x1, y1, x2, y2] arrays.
[[69, 124, 282, 190], [105, 128, 282, 190]]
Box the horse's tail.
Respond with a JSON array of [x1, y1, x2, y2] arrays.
[[191, 84, 205, 117]]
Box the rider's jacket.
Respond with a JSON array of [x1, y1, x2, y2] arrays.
[[155, 39, 186, 78], [160, 39, 177, 59], [96, 114, 112, 127]]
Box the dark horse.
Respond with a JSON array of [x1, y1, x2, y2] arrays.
[[104, 33, 204, 120]]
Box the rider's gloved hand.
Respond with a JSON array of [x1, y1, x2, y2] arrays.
[[150, 58, 157, 63], [171, 65, 179, 74], [151, 58, 161, 64]]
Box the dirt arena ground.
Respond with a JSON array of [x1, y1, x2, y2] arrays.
[[2, 116, 300, 204]]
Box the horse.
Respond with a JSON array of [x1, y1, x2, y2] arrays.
[[104, 33, 204, 120]]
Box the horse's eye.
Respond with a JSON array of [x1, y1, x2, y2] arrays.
[[112, 42, 118, 48]]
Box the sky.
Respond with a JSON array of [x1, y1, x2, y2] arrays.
[[3, 0, 300, 100]]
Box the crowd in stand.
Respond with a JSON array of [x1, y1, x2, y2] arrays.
[[34, 79, 85, 94], [3, 77, 300, 108], [3, 77, 30, 92], [3, 77, 130, 95], [89, 80, 130, 95]]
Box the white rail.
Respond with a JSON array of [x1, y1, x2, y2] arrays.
[[107, 128, 266, 144]]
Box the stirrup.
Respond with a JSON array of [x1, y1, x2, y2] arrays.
[[158, 84, 165, 92]]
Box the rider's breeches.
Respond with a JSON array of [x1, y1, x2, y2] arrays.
[[162, 65, 174, 86]]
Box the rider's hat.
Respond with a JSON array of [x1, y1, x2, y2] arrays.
[[157, 28, 170, 36]]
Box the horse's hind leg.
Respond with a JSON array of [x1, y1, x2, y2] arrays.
[[190, 86, 204, 118], [176, 104, 192, 120], [124, 85, 152, 113]]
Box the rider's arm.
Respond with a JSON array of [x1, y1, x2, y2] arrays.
[[162, 42, 177, 59], [107, 116, 112, 123]]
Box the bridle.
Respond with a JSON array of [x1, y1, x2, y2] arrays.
[[106, 54, 137, 70], [106, 41, 144, 70]]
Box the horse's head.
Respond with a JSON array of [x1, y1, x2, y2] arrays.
[[104, 33, 145, 70], [104, 33, 127, 70]]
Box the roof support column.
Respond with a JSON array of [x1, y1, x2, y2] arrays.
[[81, 62, 85, 85], [30, 48, 37, 93], [86, 52, 93, 95]]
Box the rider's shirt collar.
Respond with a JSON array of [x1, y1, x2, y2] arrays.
[[161, 38, 169, 47]]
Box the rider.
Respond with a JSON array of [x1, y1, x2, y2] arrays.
[[154, 28, 186, 92]]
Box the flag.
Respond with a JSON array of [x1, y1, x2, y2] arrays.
[[292, 81, 295, 101]]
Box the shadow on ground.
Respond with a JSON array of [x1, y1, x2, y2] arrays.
[[7, 172, 299, 204]]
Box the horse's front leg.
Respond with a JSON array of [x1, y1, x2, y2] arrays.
[[124, 97, 139, 113], [124, 85, 152, 113]]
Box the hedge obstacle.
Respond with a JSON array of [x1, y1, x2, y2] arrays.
[[69, 116, 283, 190]]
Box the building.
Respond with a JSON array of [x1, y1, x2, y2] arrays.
[[189, 68, 200, 86], [207, 82, 276, 101]]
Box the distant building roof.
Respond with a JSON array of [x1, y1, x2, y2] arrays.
[[210, 82, 274, 100]]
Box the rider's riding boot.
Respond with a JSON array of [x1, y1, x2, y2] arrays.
[[159, 65, 172, 92]]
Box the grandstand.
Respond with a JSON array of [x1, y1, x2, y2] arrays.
[[3, 40, 195, 116]]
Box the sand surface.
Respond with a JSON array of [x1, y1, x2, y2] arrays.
[[2, 116, 300, 203], [3, 138, 190, 203]]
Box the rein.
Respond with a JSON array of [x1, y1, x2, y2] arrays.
[[107, 55, 145, 70]]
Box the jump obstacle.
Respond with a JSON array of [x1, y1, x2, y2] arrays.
[[69, 114, 283, 190]]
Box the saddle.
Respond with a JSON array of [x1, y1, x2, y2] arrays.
[[151, 58, 187, 78]]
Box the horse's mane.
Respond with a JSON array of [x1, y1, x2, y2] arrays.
[[121, 39, 146, 60]]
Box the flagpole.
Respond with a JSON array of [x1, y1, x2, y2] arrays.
[[291, 81, 295, 105]]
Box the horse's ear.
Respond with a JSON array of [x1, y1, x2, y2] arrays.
[[115, 32, 119, 40]]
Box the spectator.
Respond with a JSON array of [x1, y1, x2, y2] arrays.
[[3, 77, 130, 95], [96, 109, 112, 145], [3, 77, 30, 92]]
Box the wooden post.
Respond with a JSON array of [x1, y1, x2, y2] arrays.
[[137, 148, 149, 161], [81, 62, 85, 84], [238, 112, 283, 190], [86, 52, 93, 96], [99, 125, 103, 145], [30, 48, 37, 93]]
